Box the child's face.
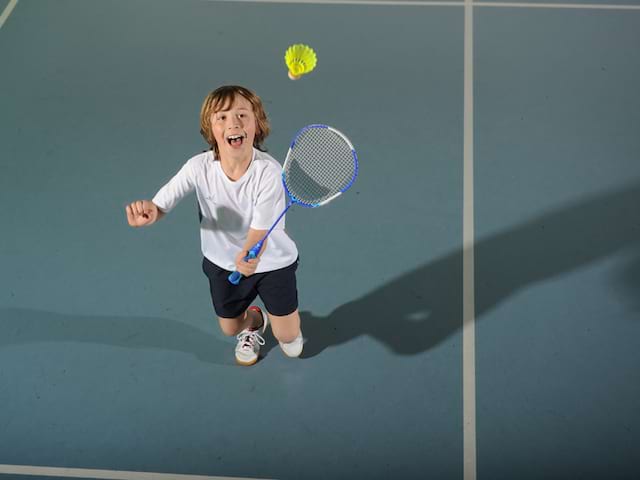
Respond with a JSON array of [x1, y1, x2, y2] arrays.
[[211, 95, 257, 160]]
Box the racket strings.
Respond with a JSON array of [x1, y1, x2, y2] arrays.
[[284, 128, 357, 206]]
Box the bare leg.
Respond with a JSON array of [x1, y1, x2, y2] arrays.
[[268, 309, 302, 344], [218, 309, 263, 337]]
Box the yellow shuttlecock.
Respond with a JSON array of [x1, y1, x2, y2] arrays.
[[285, 44, 317, 80]]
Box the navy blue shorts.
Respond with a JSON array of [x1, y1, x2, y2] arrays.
[[202, 256, 299, 318]]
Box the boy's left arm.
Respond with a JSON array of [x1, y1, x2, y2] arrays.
[[237, 167, 285, 276]]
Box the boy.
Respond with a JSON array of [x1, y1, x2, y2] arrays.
[[125, 85, 303, 366]]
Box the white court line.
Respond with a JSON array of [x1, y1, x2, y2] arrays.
[[463, 0, 477, 478], [0, 0, 19, 30], [203, 0, 640, 9], [0, 464, 273, 480], [204, 0, 464, 5], [477, 1, 640, 8]]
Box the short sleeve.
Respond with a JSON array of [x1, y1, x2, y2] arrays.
[[151, 157, 198, 212], [250, 170, 286, 230]]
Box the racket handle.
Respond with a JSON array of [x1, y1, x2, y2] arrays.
[[228, 270, 243, 285], [227, 241, 263, 285]]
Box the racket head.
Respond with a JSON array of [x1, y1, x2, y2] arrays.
[[282, 124, 358, 208]]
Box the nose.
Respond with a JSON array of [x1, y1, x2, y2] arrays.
[[228, 114, 243, 129]]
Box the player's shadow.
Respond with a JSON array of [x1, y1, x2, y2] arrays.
[[294, 181, 640, 358]]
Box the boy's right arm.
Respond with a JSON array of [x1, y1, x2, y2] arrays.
[[125, 200, 165, 227], [127, 155, 198, 227]]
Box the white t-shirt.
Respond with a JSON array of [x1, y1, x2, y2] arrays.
[[152, 148, 298, 272]]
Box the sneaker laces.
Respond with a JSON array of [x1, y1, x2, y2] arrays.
[[236, 330, 265, 351]]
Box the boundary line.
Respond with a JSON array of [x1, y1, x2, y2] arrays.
[[0, 464, 273, 480], [463, 0, 477, 478], [0, 0, 19, 30], [201, 0, 640, 9], [477, 1, 640, 8]]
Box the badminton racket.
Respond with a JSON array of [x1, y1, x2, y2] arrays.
[[228, 124, 358, 284]]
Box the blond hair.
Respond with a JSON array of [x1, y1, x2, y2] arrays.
[[199, 85, 270, 158]]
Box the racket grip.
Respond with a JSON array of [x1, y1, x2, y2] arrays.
[[227, 242, 263, 285]]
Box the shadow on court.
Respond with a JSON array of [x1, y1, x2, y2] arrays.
[[0, 309, 232, 365], [1, 182, 638, 361], [298, 180, 640, 358]]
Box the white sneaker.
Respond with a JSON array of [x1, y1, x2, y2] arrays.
[[235, 306, 268, 366], [279, 331, 303, 358]]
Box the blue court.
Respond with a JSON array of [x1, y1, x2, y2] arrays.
[[0, 0, 639, 479]]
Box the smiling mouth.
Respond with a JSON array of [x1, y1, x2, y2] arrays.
[[227, 134, 246, 147]]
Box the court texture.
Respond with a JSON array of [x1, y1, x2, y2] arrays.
[[1, 0, 639, 479]]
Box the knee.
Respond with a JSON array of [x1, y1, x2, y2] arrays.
[[218, 316, 242, 336], [269, 310, 301, 344]]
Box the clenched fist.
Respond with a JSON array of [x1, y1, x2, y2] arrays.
[[125, 200, 160, 227], [234, 249, 260, 277]]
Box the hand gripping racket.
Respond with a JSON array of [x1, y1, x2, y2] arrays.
[[228, 124, 358, 284]]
